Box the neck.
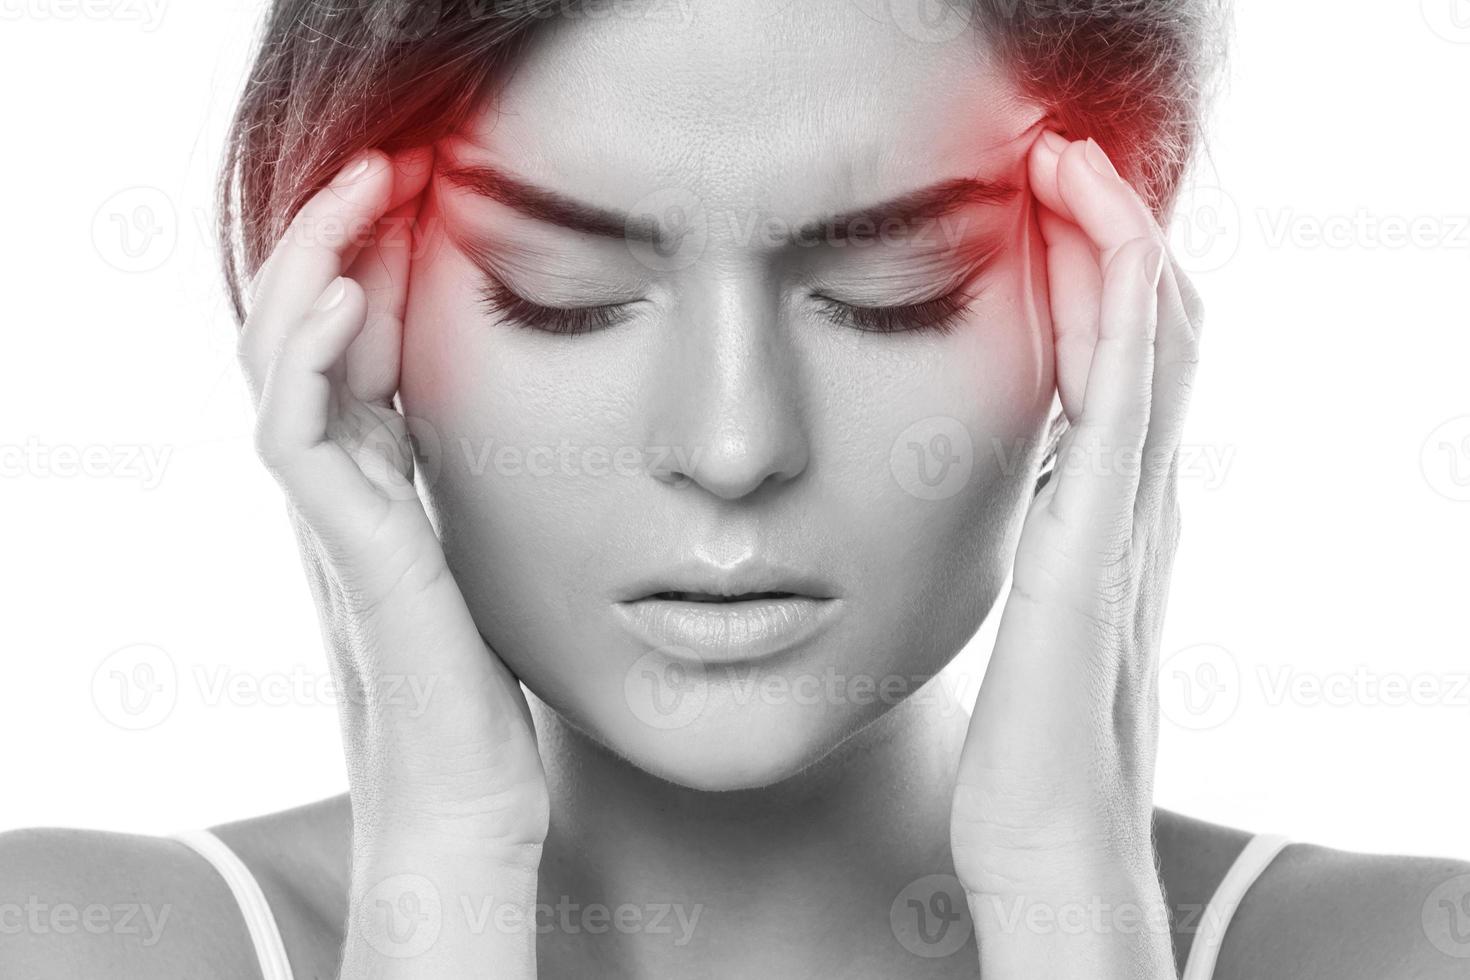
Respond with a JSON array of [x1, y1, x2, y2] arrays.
[[528, 680, 972, 977]]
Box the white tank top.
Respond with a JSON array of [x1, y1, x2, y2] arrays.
[[172, 828, 1290, 980]]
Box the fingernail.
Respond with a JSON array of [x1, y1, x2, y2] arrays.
[[332, 155, 373, 187], [1143, 245, 1166, 288], [313, 277, 347, 311], [1084, 138, 1119, 179], [1039, 129, 1069, 155]]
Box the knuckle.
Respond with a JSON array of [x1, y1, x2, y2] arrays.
[[1176, 273, 1206, 334], [1095, 549, 1136, 608], [234, 334, 253, 374], [276, 322, 313, 359], [235, 314, 263, 365], [248, 249, 280, 300], [234, 335, 258, 389], [249, 396, 295, 472], [250, 419, 286, 469]]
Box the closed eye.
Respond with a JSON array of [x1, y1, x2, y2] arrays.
[[811, 243, 1002, 335], [477, 272, 638, 336], [475, 241, 1004, 337], [811, 284, 978, 335]]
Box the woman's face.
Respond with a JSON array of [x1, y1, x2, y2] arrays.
[[400, 0, 1055, 790]]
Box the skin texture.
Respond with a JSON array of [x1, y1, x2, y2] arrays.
[[3, 2, 1468, 978]]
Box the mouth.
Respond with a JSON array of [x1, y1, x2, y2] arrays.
[[613, 576, 841, 665], [644, 590, 805, 603]]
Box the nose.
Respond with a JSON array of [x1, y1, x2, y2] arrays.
[[644, 277, 811, 500]]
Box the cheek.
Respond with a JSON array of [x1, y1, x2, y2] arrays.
[[813, 252, 1053, 645], [399, 239, 644, 654]]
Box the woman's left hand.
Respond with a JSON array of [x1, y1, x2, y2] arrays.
[[949, 131, 1204, 978]]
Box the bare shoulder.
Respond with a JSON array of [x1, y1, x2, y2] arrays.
[[0, 796, 351, 979], [1155, 808, 1470, 979]]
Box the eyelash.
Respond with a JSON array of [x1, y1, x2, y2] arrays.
[[811, 284, 976, 336], [476, 274, 634, 336], [813, 251, 1000, 336], [475, 254, 995, 337]]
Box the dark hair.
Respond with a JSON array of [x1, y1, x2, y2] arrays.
[[218, 0, 1230, 321]]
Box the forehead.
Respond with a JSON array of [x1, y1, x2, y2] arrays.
[[450, 0, 1039, 219]]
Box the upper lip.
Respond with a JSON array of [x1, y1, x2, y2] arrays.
[[616, 557, 839, 603]]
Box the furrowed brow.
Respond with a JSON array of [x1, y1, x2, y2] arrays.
[[438, 163, 1018, 252], [802, 177, 1020, 244], [438, 163, 663, 245]]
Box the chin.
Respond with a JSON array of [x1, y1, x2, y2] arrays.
[[544, 671, 913, 793], [626, 722, 835, 793], [617, 738, 819, 793]]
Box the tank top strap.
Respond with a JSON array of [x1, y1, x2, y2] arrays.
[[172, 828, 295, 980], [1181, 833, 1292, 980]]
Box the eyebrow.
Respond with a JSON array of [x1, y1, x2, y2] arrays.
[[807, 177, 1020, 244], [437, 163, 1020, 248], [439, 163, 656, 243]]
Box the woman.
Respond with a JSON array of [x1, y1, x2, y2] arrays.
[[3, 0, 1466, 977]]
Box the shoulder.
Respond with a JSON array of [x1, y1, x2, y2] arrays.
[[1216, 836, 1470, 979], [1155, 808, 1470, 980], [0, 796, 351, 979], [0, 824, 262, 977]]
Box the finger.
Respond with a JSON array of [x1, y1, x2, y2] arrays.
[[240, 152, 392, 395], [1038, 205, 1101, 420], [345, 146, 435, 405], [1048, 236, 1165, 539], [247, 147, 435, 314], [252, 276, 388, 535], [1031, 135, 1160, 274], [1134, 254, 1203, 526], [1027, 127, 1073, 225], [343, 201, 416, 405], [1027, 131, 1103, 420], [240, 148, 434, 400]]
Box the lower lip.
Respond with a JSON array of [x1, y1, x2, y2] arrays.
[[612, 595, 841, 665]]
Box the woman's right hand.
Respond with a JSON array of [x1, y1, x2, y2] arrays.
[[238, 147, 548, 978]]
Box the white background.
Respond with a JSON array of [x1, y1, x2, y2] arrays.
[[2, 1, 1467, 860]]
